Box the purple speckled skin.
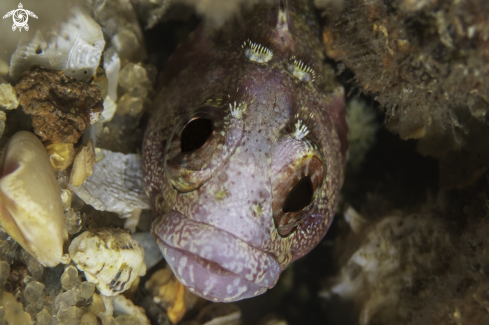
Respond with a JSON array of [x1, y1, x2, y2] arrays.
[[143, 1, 348, 302]]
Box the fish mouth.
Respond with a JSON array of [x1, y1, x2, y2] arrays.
[[152, 210, 280, 302]]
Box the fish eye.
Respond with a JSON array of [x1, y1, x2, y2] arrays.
[[163, 104, 245, 192], [181, 118, 214, 153], [282, 176, 313, 213]]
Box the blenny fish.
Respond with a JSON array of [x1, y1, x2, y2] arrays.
[[143, 0, 348, 302]]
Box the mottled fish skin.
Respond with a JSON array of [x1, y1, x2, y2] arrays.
[[143, 0, 348, 302]]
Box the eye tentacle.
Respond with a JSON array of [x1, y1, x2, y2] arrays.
[[229, 101, 248, 119], [292, 119, 309, 140]]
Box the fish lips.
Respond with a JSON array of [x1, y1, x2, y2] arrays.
[[152, 210, 280, 302]]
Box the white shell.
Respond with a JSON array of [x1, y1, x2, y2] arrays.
[[69, 228, 147, 296], [0, 82, 20, 110], [9, 8, 104, 82], [69, 149, 150, 218], [0, 131, 67, 267], [100, 48, 120, 123]]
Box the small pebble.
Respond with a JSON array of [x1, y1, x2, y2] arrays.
[[0, 240, 9, 260], [100, 315, 117, 325], [118, 63, 150, 90], [64, 208, 83, 235], [60, 189, 73, 210], [74, 281, 96, 301], [0, 111, 5, 137], [55, 289, 77, 311], [44, 142, 76, 171], [117, 94, 144, 116], [89, 294, 107, 315], [115, 315, 142, 325], [24, 280, 45, 304], [61, 265, 81, 290], [80, 312, 101, 325], [36, 308, 54, 325], [0, 261, 10, 285], [112, 28, 142, 63], [22, 250, 44, 281], [57, 305, 84, 324], [0, 291, 33, 324], [0, 83, 20, 110]]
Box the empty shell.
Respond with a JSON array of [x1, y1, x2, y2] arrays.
[[0, 131, 67, 267]]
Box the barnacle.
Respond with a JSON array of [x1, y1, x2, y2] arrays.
[[69, 228, 147, 296], [242, 39, 273, 63], [0, 131, 67, 267], [288, 56, 316, 82]]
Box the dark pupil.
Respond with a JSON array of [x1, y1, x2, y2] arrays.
[[282, 176, 313, 213], [180, 118, 214, 153]]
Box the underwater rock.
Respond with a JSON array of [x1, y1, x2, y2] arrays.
[[321, 209, 453, 325], [323, 0, 489, 156], [15, 66, 104, 143]]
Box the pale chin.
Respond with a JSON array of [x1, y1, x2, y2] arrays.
[[151, 211, 280, 302]]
